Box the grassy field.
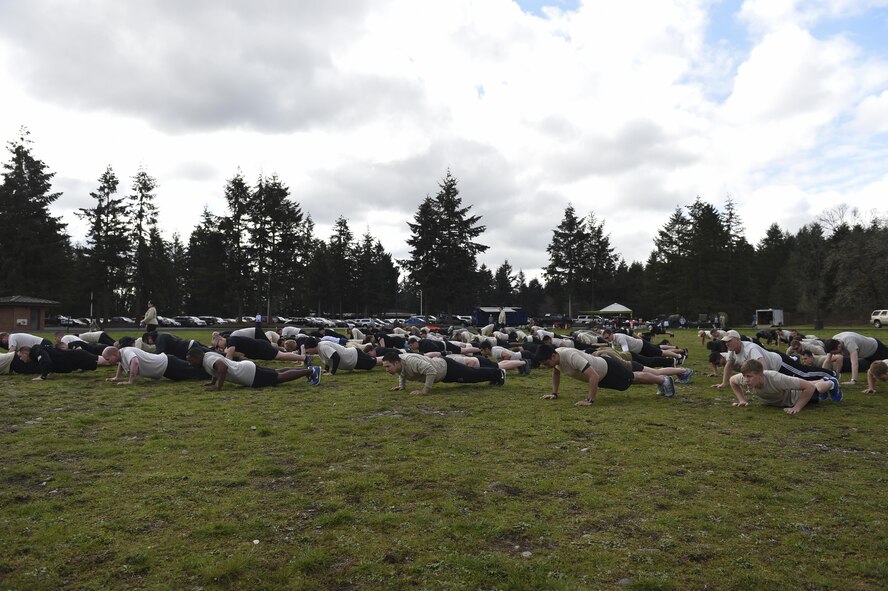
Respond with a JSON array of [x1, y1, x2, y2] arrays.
[[1, 327, 886, 590]]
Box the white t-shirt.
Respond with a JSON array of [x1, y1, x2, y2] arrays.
[[9, 333, 44, 349], [281, 326, 301, 337], [202, 351, 256, 386], [727, 341, 782, 371], [76, 331, 105, 344], [120, 347, 169, 379], [611, 333, 642, 354]]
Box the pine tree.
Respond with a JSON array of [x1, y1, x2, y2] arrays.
[[401, 171, 487, 315], [187, 209, 232, 315], [220, 170, 252, 318], [328, 216, 355, 316], [77, 165, 130, 318], [0, 127, 69, 296], [127, 166, 159, 313], [544, 204, 588, 316], [493, 260, 516, 304]]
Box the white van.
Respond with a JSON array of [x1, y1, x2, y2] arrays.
[[871, 310, 888, 328]]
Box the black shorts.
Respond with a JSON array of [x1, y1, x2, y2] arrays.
[[232, 337, 278, 361], [163, 355, 206, 381], [251, 366, 278, 388], [639, 340, 663, 357], [598, 356, 634, 391]]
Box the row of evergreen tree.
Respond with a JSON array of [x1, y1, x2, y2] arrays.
[[1, 128, 885, 325]]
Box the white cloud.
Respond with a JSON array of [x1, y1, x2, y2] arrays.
[[0, 0, 886, 281]]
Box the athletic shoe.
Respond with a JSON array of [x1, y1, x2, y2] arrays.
[[676, 368, 694, 384], [308, 365, 321, 386], [304, 355, 314, 368], [522, 359, 532, 376], [822, 376, 842, 402], [656, 382, 665, 396], [661, 375, 676, 398], [495, 369, 506, 386]]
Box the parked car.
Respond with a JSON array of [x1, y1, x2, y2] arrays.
[[404, 315, 428, 326], [157, 316, 181, 327], [198, 316, 227, 325], [872, 309, 888, 328], [110, 316, 136, 325], [174, 316, 207, 327], [240, 316, 256, 323], [454, 315, 473, 326]]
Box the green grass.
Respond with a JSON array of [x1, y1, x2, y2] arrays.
[[1, 327, 886, 590]]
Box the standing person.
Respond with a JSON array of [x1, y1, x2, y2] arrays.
[[497, 306, 507, 331], [142, 301, 158, 332]]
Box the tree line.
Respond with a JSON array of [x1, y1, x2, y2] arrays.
[[0, 128, 885, 325]]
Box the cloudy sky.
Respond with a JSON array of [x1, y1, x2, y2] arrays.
[[1, 0, 887, 281]]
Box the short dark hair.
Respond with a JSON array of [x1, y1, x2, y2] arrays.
[[382, 350, 402, 364], [118, 336, 135, 348], [535, 344, 557, 363], [822, 339, 841, 354], [478, 341, 492, 351], [186, 347, 205, 364], [143, 331, 158, 343]]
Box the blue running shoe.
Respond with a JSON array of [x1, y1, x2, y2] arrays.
[[308, 365, 321, 386], [823, 376, 842, 402], [676, 368, 693, 384]]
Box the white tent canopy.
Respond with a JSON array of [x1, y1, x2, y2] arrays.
[[596, 303, 633, 314]]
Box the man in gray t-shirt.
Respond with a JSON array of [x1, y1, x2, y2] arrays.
[[824, 332, 888, 385]]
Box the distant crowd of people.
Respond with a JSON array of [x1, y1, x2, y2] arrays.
[[1, 317, 885, 414]]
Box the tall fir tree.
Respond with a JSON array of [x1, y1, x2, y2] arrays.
[[127, 166, 159, 314], [544, 204, 588, 316], [0, 127, 69, 297], [77, 165, 130, 318], [187, 209, 233, 315], [401, 171, 487, 315], [220, 170, 253, 318]]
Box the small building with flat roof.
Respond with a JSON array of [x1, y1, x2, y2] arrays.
[[0, 295, 60, 333]]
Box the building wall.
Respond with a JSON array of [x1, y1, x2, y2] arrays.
[[0, 306, 45, 333]]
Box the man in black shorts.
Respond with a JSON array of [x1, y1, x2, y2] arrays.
[[18, 344, 112, 380], [187, 348, 320, 390]]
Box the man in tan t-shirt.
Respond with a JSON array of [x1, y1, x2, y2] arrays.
[[729, 359, 840, 415], [534, 344, 676, 406]]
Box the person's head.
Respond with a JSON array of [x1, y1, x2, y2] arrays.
[[740, 359, 765, 388], [478, 342, 492, 354], [800, 350, 816, 366], [870, 360, 888, 381], [407, 336, 420, 351], [147, 301, 154, 308], [535, 344, 559, 368], [788, 339, 802, 352], [102, 346, 121, 364], [186, 347, 206, 368], [17, 346, 32, 362], [211, 334, 227, 350], [142, 332, 158, 345], [722, 330, 742, 352], [822, 339, 843, 354], [0, 332, 8, 348], [283, 339, 298, 352], [117, 336, 135, 349], [381, 350, 402, 375], [54, 331, 65, 343], [541, 335, 553, 345], [601, 329, 613, 341]]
